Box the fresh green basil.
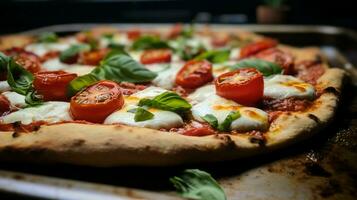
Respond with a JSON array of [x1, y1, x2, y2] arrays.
[[180, 25, 194, 38], [218, 111, 240, 132], [170, 37, 206, 61], [195, 49, 230, 63], [67, 54, 157, 96], [202, 114, 218, 129], [230, 58, 282, 76], [138, 92, 191, 113], [170, 169, 227, 200], [132, 36, 169, 50], [25, 89, 43, 106], [0, 52, 9, 72], [6, 59, 34, 95], [38, 32, 58, 43], [59, 44, 90, 63], [128, 107, 154, 122], [202, 111, 241, 132], [103, 47, 129, 61]]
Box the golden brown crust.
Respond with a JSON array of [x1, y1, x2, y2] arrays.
[[0, 35, 34, 51], [0, 28, 346, 167]]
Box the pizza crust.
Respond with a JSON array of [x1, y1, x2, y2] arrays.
[[0, 29, 346, 167]]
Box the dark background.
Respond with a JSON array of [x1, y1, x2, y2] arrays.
[[0, 0, 357, 34]]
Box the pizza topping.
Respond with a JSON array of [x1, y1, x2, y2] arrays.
[[295, 61, 325, 85], [263, 97, 312, 112], [240, 38, 278, 58], [132, 36, 169, 50], [127, 29, 141, 40], [211, 33, 230, 47], [177, 121, 216, 136], [3, 47, 41, 74], [215, 68, 264, 106], [255, 48, 294, 75], [230, 58, 283, 76], [25, 42, 71, 56], [263, 75, 315, 100], [140, 49, 172, 64], [127, 107, 154, 122], [33, 71, 77, 101], [0, 94, 10, 115], [1, 91, 26, 109], [70, 80, 124, 123], [37, 32, 59, 43], [175, 60, 214, 89], [195, 49, 230, 64], [59, 44, 91, 64], [78, 48, 110, 66]]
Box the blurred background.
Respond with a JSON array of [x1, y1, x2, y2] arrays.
[[0, 0, 357, 34]]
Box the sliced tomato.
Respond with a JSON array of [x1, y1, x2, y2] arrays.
[[240, 38, 278, 58], [255, 48, 294, 74], [3, 47, 41, 73], [215, 68, 263, 106], [40, 51, 60, 62], [70, 80, 124, 123], [127, 29, 141, 40], [175, 60, 214, 89], [211, 34, 230, 47], [167, 23, 183, 39], [140, 49, 172, 64], [0, 94, 10, 116], [182, 126, 215, 136], [33, 71, 78, 101], [79, 49, 109, 66]]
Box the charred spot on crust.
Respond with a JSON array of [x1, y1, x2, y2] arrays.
[[304, 162, 331, 177], [308, 114, 321, 123], [72, 139, 85, 147], [248, 131, 266, 146], [323, 86, 339, 95], [12, 131, 21, 138], [214, 134, 235, 147]]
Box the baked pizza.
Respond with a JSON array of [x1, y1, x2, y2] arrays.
[[0, 24, 345, 166]]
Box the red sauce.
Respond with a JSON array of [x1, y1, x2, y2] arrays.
[[294, 60, 325, 85], [40, 51, 60, 62], [118, 82, 147, 95], [262, 97, 312, 112]]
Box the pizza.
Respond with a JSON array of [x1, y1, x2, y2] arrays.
[[0, 24, 345, 166]]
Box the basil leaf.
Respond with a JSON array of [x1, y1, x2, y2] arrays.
[[202, 114, 218, 128], [103, 47, 129, 61], [132, 36, 169, 50], [180, 25, 194, 38], [67, 54, 156, 96], [230, 58, 282, 76], [0, 52, 9, 72], [38, 32, 58, 43], [25, 89, 43, 106], [195, 49, 230, 63], [138, 92, 191, 113], [67, 74, 99, 97], [93, 54, 157, 83], [217, 111, 241, 132], [171, 37, 206, 61], [59, 44, 90, 63], [6, 58, 34, 95], [170, 169, 226, 200], [131, 107, 154, 122]]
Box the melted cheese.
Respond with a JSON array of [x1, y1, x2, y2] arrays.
[[188, 84, 215, 104], [151, 62, 183, 89], [25, 43, 71, 56], [229, 48, 241, 60], [1, 92, 26, 108], [212, 61, 236, 77], [0, 81, 11, 93], [191, 95, 269, 132], [0, 102, 72, 125], [264, 75, 315, 99], [42, 58, 94, 76]]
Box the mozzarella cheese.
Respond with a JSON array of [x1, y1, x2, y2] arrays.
[[1, 92, 26, 108], [99, 33, 131, 48], [42, 58, 94, 76], [25, 43, 71, 56], [0, 102, 72, 125], [151, 62, 183, 89], [128, 51, 142, 62], [0, 81, 11, 93], [188, 84, 215, 104], [264, 75, 315, 100], [104, 86, 184, 129], [229, 48, 241, 60], [212, 61, 236, 77], [191, 95, 269, 132]]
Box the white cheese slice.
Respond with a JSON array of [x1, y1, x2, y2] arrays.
[[187, 84, 215, 104], [229, 48, 241, 60], [151, 62, 183, 89], [99, 33, 131, 48], [128, 51, 142, 62], [1, 92, 26, 108], [191, 95, 269, 132], [42, 58, 94, 76], [25, 43, 71, 56], [0, 81, 11, 93], [104, 104, 183, 129], [131, 86, 168, 100], [264, 75, 315, 100], [0, 102, 72, 125]]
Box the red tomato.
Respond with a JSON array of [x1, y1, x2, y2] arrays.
[[240, 38, 278, 58], [0, 94, 10, 116], [215, 68, 264, 106], [255, 48, 294, 74], [79, 49, 109, 66], [211, 34, 229, 47], [175, 60, 214, 89], [167, 23, 183, 39], [182, 126, 215, 136], [140, 49, 172, 64], [70, 80, 124, 123], [3, 47, 41, 73], [127, 29, 141, 40], [40, 51, 60, 62], [33, 71, 78, 101]]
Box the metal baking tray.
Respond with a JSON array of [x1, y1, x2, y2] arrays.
[[0, 24, 356, 200]]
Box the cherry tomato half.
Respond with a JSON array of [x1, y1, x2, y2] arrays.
[[127, 29, 141, 40], [70, 80, 124, 123], [3, 47, 41, 73], [255, 48, 294, 75], [140, 49, 172, 64], [79, 49, 109, 66], [0, 94, 10, 116], [215, 68, 264, 106], [175, 60, 214, 89], [182, 125, 215, 136], [167, 23, 183, 39], [33, 71, 78, 101], [240, 38, 277, 58], [211, 34, 230, 47]]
